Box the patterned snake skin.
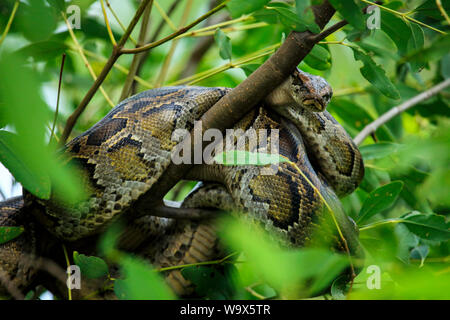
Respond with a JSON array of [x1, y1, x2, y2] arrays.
[[0, 68, 364, 297]]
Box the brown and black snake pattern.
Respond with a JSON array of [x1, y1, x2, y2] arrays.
[[0, 68, 364, 297]]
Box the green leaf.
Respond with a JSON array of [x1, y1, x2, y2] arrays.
[[414, 0, 450, 20], [214, 150, 290, 166], [360, 142, 402, 160], [0, 131, 51, 199], [181, 264, 237, 299], [114, 256, 175, 300], [330, 275, 348, 300], [304, 45, 331, 70], [214, 28, 232, 61], [328, 0, 365, 31], [16, 41, 67, 62], [268, 5, 308, 32], [0, 52, 85, 203], [357, 181, 404, 224], [405, 35, 450, 66], [73, 251, 109, 279], [410, 245, 429, 266], [328, 99, 394, 141], [0, 226, 24, 245], [408, 22, 425, 72], [401, 212, 450, 242], [295, 0, 320, 33], [380, 6, 412, 55], [441, 53, 450, 79], [46, 0, 66, 11], [17, 0, 57, 42], [352, 47, 400, 100], [227, 0, 271, 18], [240, 64, 260, 77]]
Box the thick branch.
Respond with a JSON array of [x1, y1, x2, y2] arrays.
[[354, 79, 450, 145], [138, 1, 338, 207]]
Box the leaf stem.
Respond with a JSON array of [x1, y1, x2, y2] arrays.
[[49, 53, 66, 144], [0, 0, 20, 47], [360, 0, 447, 34], [62, 244, 72, 300], [154, 0, 194, 87], [359, 218, 405, 231], [153, 0, 177, 31], [101, 0, 117, 46], [354, 78, 450, 145], [436, 0, 450, 25], [105, 0, 137, 45], [156, 252, 239, 272]]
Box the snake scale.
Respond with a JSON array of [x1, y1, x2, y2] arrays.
[[0, 68, 364, 298]]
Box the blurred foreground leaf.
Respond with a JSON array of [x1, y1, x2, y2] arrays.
[[0, 226, 24, 245]]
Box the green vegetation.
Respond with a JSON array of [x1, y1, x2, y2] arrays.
[[0, 0, 449, 300]]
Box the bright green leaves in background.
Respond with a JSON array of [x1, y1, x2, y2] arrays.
[[73, 252, 109, 279], [0, 52, 85, 203], [226, 0, 271, 19], [357, 181, 403, 225], [95, 223, 175, 300], [16, 0, 57, 42], [114, 256, 175, 300], [214, 28, 232, 61], [328, 0, 366, 31], [218, 217, 350, 299], [352, 47, 400, 99]]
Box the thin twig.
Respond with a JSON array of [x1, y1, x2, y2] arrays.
[[131, 0, 182, 94], [0, 0, 20, 47], [360, 0, 447, 34], [153, 201, 222, 220], [121, 1, 227, 54], [100, 0, 117, 46], [105, 0, 137, 45], [59, 0, 153, 145], [436, 0, 450, 25], [62, 244, 72, 300], [156, 252, 238, 272], [153, 0, 177, 31], [74, 47, 153, 89], [119, 0, 154, 100], [311, 20, 348, 42], [49, 53, 66, 144], [354, 79, 450, 145], [154, 0, 194, 87], [62, 12, 115, 108]]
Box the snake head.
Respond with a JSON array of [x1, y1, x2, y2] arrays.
[[266, 68, 333, 112], [290, 68, 333, 112]]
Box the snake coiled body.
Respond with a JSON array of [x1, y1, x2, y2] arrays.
[[0, 69, 364, 297]]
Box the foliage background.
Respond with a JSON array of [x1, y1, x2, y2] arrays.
[[0, 0, 449, 299]]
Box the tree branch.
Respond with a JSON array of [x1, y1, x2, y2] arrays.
[[139, 1, 338, 206], [120, 1, 227, 54], [59, 0, 154, 145], [119, 0, 154, 101], [354, 78, 450, 145]]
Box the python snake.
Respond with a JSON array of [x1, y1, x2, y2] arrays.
[[0, 68, 364, 298]]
